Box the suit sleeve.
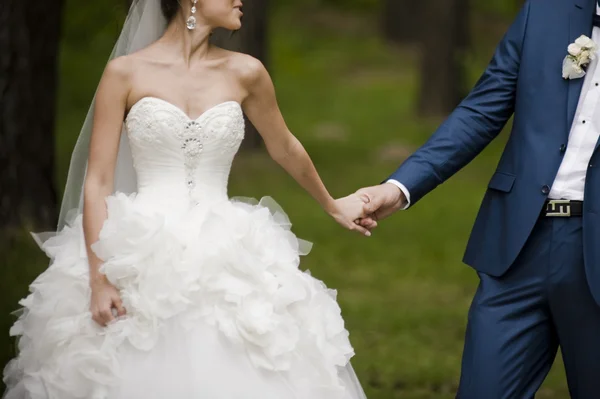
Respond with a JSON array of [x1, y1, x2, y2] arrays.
[[388, 1, 531, 207]]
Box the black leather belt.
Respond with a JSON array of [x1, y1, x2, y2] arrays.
[[542, 199, 583, 217]]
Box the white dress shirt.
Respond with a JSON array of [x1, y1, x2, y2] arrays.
[[389, 5, 600, 207], [550, 5, 600, 200]]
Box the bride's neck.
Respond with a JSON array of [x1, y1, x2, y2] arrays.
[[161, 16, 213, 66]]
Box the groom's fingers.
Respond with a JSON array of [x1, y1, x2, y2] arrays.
[[358, 218, 377, 229]]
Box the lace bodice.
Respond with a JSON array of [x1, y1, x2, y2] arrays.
[[125, 97, 245, 204]]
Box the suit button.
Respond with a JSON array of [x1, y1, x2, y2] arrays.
[[560, 144, 566, 152], [542, 185, 550, 195]]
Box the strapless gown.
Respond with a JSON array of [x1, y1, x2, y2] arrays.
[[2, 97, 367, 399]]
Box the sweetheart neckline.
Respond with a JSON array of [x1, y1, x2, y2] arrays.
[[126, 96, 242, 123]]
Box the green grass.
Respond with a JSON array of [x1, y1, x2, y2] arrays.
[[1, 3, 570, 398]]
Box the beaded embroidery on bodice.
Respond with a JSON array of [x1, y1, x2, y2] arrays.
[[125, 97, 245, 203]]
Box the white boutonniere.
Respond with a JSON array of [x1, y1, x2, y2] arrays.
[[563, 35, 598, 79]]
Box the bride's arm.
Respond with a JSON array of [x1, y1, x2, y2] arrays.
[[83, 57, 130, 326], [240, 58, 371, 236]]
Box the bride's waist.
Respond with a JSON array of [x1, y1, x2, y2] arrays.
[[135, 184, 228, 209]]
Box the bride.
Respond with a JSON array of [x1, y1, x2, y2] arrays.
[[2, 0, 371, 398]]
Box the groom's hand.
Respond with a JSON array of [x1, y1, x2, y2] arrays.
[[356, 183, 406, 229]]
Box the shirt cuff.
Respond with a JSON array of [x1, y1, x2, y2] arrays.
[[385, 179, 411, 210]]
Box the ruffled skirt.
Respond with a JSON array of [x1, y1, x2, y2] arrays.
[[3, 194, 366, 399]]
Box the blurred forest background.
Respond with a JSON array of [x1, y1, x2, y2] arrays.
[[0, 0, 570, 398]]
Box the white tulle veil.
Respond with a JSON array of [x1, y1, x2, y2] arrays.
[[57, 0, 166, 231]]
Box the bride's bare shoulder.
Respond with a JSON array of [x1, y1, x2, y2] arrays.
[[102, 47, 162, 86], [109, 44, 165, 72], [219, 49, 268, 86], [104, 51, 151, 78], [100, 55, 136, 90]]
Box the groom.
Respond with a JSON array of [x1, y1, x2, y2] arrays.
[[356, 0, 600, 397]]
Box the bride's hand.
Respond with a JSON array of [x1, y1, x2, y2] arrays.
[[90, 276, 126, 327], [328, 193, 375, 237]]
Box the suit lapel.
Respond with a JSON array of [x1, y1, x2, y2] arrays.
[[567, 0, 595, 132]]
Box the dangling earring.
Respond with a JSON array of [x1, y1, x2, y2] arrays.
[[186, 0, 198, 30]]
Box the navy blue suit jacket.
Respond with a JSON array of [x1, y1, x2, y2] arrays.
[[390, 0, 600, 303]]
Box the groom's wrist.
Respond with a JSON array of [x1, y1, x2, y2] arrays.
[[384, 180, 410, 209]]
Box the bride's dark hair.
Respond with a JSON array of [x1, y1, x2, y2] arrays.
[[160, 0, 180, 22]]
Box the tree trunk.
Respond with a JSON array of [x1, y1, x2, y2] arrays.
[[211, 0, 269, 150], [381, 0, 422, 44], [417, 0, 469, 117], [0, 0, 62, 235]]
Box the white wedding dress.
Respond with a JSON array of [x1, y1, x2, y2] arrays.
[[3, 97, 367, 399]]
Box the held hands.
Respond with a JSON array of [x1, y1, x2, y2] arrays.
[[357, 182, 406, 227], [90, 276, 126, 327], [327, 192, 374, 236], [331, 183, 406, 235]]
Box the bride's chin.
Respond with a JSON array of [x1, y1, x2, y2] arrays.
[[216, 22, 241, 31], [225, 15, 242, 31], [229, 20, 242, 30]]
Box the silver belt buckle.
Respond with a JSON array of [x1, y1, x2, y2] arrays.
[[546, 199, 571, 217]]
